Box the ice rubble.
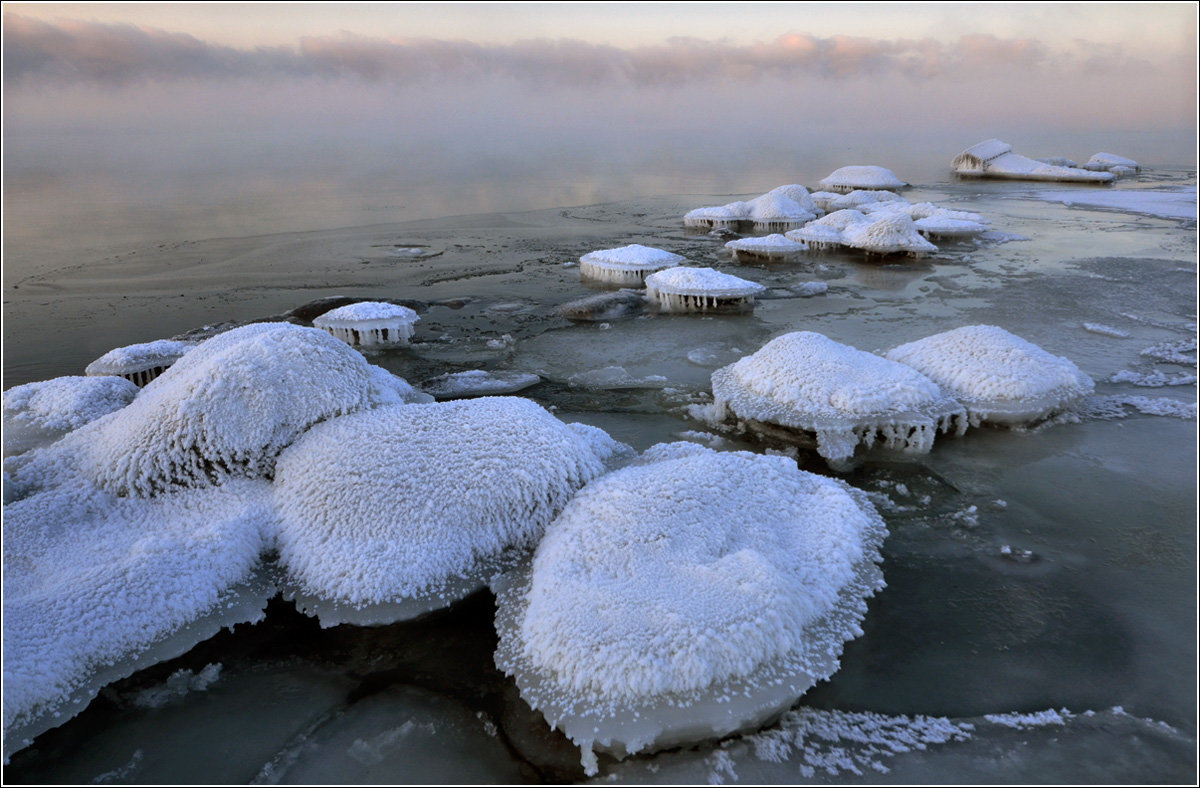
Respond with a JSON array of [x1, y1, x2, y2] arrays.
[[818, 166, 907, 193], [884, 325, 1095, 426], [312, 301, 421, 347], [645, 267, 766, 312], [951, 139, 1114, 183], [76, 323, 397, 496], [724, 234, 809, 262], [273, 398, 628, 626], [418, 369, 541, 399], [579, 244, 684, 285], [3, 376, 137, 456], [84, 339, 194, 387], [493, 443, 887, 773], [707, 332, 967, 465]]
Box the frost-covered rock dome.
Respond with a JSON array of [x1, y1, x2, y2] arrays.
[[746, 193, 817, 231], [818, 165, 907, 194], [842, 213, 939, 256], [724, 233, 809, 262], [884, 325, 1095, 426], [3, 375, 138, 456], [77, 323, 393, 496], [645, 267, 765, 312], [683, 202, 750, 231], [708, 332, 967, 464], [84, 339, 194, 386], [313, 301, 420, 347], [493, 443, 888, 773], [273, 398, 628, 626], [579, 244, 685, 285]]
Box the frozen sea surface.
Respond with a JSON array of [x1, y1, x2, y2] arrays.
[[3, 166, 1196, 783]]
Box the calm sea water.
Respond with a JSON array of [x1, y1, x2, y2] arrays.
[[2, 132, 1196, 783]]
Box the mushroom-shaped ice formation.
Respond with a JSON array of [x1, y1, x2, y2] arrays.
[[645, 267, 766, 312], [84, 339, 193, 386], [709, 332, 966, 464], [884, 325, 1095, 426], [724, 233, 809, 262], [273, 398, 628, 626], [579, 244, 686, 286], [747, 193, 817, 231], [785, 209, 870, 251], [818, 165, 907, 194], [843, 213, 939, 256], [312, 301, 420, 347], [78, 323, 390, 496], [3, 376, 138, 456], [683, 202, 750, 231], [493, 443, 888, 773], [1084, 152, 1140, 173], [763, 184, 822, 216]]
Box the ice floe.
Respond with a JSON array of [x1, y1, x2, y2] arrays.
[[493, 444, 887, 773], [1034, 186, 1197, 221], [3, 376, 138, 456], [818, 165, 907, 193], [579, 244, 684, 285], [645, 267, 765, 312], [706, 332, 966, 466], [885, 325, 1095, 426], [313, 301, 421, 347], [84, 339, 194, 387], [273, 398, 627, 626], [418, 369, 541, 399]]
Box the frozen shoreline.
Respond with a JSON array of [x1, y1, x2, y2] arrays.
[[1033, 185, 1197, 220]]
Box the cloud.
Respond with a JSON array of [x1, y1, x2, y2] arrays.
[[1, 13, 1180, 88]]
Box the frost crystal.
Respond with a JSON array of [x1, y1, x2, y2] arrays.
[[493, 444, 887, 772], [3, 376, 138, 456], [885, 325, 1095, 426]]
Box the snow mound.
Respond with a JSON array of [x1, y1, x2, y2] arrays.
[[313, 302, 420, 347], [646, 267, 765, 312], [493, 444, 887, 772], [885, 325, 1095, 426], [579, 244, 685, 285], [746, 193, 817, 231], [3, 376, 138, 456], [273, 398, 628, 626], [843, 213, 938, 256], [818, 166, 907, 193], [725, 234, 809, 262], [79, 323, 386, 496], [84, 339, 194, 386], [709, 332, 966, 464], [764, 184, 821, 216]]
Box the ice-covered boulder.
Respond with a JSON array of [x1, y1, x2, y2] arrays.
[[78, 323, 392, 496], [1084, 152, 1140, 173], [708, 332, 967, 465], [842, 213, 938, 256], [493, 443, 888, 774], [273, 398, 629, 626], [683, 202, 750, 231], [313, 301, 420, 347], [3, 376, 138, 456], [579, 244, 685, 286], [645, 267, 765, 312], [724, 233, 809, 262], [763, 184, 822, 216], [746, 193, 817, 231], [952, 139, 1113, 183], [818, 165, 907, 193], [884, 325, 1095, 426], [84, 339, 194, 386]]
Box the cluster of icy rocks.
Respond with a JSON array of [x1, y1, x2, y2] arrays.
[[3, 322, 892, 776]]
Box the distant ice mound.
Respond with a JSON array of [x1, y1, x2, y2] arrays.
[[1084, 152, 1140, 174], [3, 475, 277, 759], [273, 398, 629, 626], [493, 444, 887, 774], [313, 301, 420, 347], [952, 139, 1114, 183], [818, 166, 907, 193], [3, 376, 138, 456], [646, 267, 766, 312], [84, 339, 194, 386], [708, 332, 966, 465], [884, 325, 1095, 426], [78, 323, 386, 496], [579, 244, 684, 285]]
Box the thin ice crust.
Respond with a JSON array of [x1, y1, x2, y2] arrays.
[[493, 447, 887, 774]]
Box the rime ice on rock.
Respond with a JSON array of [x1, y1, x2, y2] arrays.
[[492, 444, 887, 774], [842, 213, 938, 256], [725, 234, 809, 262], [273, 398, 628, 626], [313, 301, 420, 347], [885, 325, 1095, 426], [708, 332, 966, 465], [84, 339, 194, 386], [683, 202, 750, 231], [683, 186, 822, 232], [746, 193, 817, 232], [952, 139, 1114, 183], [763, 184, 822, 216], [3, 376, 138, 456], [818, 165, 907, 194], [645, 267, 766, 312], [579, 244, 685, 286], [79, 323, 392, 496]]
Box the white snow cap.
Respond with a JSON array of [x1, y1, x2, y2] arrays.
[[710, 332, 966, 463], [842, 213, 938, 256], [493, 444, 887, 769], [724, 233, 809, 259], [645, 267, 765, 297], [764, 184, 821, 215], [885, 325, 1095, 426], [315, 301, 419, 324], [313, 302, 420, 347], [818, 165, 907, 193], [84, 339, 193, 379], [78, 323, 388, 496], [580, 244, 685, 285], [3, 376, 138, 456], [273, 398, 627, 621], [746, 193, 817, 228]]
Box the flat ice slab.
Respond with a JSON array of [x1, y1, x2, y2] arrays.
[[1034, 186, 1197, 221]]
